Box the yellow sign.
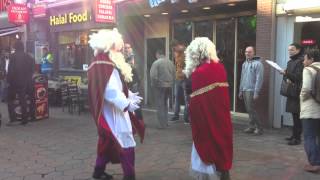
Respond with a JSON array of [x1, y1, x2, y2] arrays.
[[50, 10, 91, 26], [63, 76, 82, 85]]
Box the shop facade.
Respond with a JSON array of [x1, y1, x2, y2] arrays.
[[274, 0, 320, 127], [118, 0, 276, 127], [29, 0, 116, 79], [0, 0, 27, 54]]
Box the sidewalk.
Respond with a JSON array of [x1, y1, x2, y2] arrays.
[[0, 105, 318, 180]]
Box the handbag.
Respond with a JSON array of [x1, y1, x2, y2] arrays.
[[280, 79, 299, 98]]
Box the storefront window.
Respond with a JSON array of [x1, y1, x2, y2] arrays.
[[194, 20, 213, 40], [236, 16, 256, 113], [58, 31, 92, 70], [173, 21, 192, 45]]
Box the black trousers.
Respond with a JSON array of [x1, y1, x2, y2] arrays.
[[292, 113, 302, 140], [7, 86, 34, 123]]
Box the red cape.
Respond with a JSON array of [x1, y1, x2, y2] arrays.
[[189, 61, 233, 171], [88, 53, 145, 163]]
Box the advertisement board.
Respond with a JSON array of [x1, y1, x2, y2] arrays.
[[95, 0, 115, 23], [7, 3, 29, 24]]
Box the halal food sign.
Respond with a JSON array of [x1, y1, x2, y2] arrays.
[[8, 3, 29, 25], [49, 10, 91, 26]]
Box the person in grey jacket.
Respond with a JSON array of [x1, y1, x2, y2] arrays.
[[239, 46, 264, 135], [150, 49, 175, 129]]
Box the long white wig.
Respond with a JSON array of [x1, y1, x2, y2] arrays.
[[184, 37, 219, 78], [88, 28, 133, 82]]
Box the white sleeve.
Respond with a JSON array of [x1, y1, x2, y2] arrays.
[[300, 68, 313, 102], [104, 70, 130, 111]]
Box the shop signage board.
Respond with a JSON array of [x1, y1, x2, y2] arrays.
[[0, 0, 12, 12], [49, 10, 91, 26], [32, 3, 46, 18], [95, 0, 115, 23], [7, 3, 29, 24]]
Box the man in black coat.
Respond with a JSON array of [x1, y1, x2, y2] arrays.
[[280, 43, 304, 145], [7, 41, 35, 125]]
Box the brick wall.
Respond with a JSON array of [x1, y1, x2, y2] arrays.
[[256, 0, 276, 127]]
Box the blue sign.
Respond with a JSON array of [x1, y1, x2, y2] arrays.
[[149, 0, 166, 8]]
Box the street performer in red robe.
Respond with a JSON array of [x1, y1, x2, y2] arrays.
[[184, 37, 233, 180], [88, 29, 145, 180]]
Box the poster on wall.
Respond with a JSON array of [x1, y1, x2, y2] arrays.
[[7, 3, 29, 24], [35, 41, 49, 64], [95, 0, 116, 23]]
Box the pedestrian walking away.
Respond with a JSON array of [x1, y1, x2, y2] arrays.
[[150, 49, 175, 129], [88, 29, 145, 180]]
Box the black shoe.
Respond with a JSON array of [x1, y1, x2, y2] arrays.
[[220, 171, 230, 180], [20, 121, 28, 126], [288, 139, 301, 145], [93, 171, 113, 180], [123, 175, 135, 180], [170, 116, 179, 122], [285, 136, 294, 141]]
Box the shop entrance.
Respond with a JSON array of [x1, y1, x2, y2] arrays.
[[172, 16, 256, 113]]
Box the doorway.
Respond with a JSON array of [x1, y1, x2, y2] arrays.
[[146, 38, 166, 107]]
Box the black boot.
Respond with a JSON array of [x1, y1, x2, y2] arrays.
[[123, 175, 136, 180], [220, 171, 230, 180], [92, 167, 113, 180]]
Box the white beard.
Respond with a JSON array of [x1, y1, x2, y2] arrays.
[[109, 51, 133, 82]]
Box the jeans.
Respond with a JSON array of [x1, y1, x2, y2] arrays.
[[173, 80, 189, 122], [155, 87, 171, 128], [302, 118, 320, 166], [243, 91, 261, 130]]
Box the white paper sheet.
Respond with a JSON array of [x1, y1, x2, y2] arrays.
[[265, 60, 284, 71]]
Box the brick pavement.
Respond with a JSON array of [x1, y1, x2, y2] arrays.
[[0, 105, 319, 180]]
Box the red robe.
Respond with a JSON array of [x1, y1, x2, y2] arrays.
[[189, 61, 233, 171], [88, 53, 145, 163]]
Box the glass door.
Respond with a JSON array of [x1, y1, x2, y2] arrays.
[[216, 18, 236, 111]]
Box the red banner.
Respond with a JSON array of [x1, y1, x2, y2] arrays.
[[32, 3, 46, 18], [95, 0, 116, 23], [0, 0, 12, 12], [7, 3, 29, 24]]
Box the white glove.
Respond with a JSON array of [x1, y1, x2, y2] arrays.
[[129, 92, 143, 104], [128, 101, 140, 112]]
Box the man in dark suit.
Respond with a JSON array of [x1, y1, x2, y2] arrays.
[[7, 41, 35, 125]]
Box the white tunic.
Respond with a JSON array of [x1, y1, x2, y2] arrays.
[[103, 69, 136, 148], [190, 143, 219, 180]]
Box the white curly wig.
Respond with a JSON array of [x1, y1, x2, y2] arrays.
[[88, 28, 133, 82], [88, 28, 124, 56], [184, 37, 219, 77]]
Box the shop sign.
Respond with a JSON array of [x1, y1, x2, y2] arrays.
[[0, 0, 13, 12], [49, 10, 90, 26], [95, 0, 115, 23], [7, 3, 29, 24], [301, 39, 316, 46], [32, 3, 46, 18]]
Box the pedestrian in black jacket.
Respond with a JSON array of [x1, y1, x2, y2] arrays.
[[7, 41, 35, 125], [280, 43, 304, 145]]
